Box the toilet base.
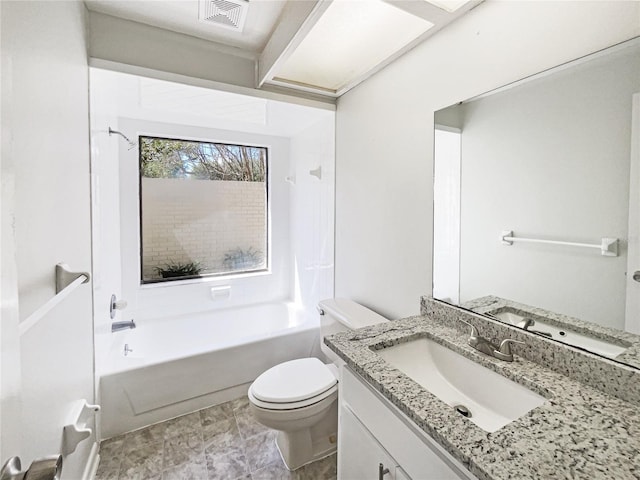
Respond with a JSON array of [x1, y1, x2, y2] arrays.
[[274, 403, 338, 471]]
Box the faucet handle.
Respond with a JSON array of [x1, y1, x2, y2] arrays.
[[459, 319, 479, 338], [498, 338, 525, 353], [494, 338, 525, 361]]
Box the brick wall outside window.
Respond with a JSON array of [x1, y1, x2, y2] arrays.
[[141, 177, 267, 281]]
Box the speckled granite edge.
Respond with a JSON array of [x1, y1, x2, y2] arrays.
[[421, 296, 640, 407], [463, 295, 640, 368], [325, 313, 640, 480]]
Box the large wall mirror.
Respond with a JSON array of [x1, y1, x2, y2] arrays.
[[433, 37, 640, 368]]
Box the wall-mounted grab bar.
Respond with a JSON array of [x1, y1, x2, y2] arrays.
[[19, 264, 90, 337], [501, 230, 618, 257]]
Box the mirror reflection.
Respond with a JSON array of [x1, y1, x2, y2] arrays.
[[433, 38, 640, 368]]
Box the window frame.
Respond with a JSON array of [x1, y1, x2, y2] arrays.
[[137, 134, 270, 285]]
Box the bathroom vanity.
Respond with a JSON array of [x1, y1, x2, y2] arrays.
[[326, 299, 640, 480], [339, 366, 474, 479]]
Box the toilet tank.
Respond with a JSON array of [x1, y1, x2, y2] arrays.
[[318, 298, 388, 362]]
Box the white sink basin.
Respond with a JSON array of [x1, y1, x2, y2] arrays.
[[376, 338, 546, 433], [493, 311, 628, 359]]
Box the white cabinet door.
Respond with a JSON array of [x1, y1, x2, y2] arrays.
[[339, 406, 400, 480], [340, 367, 477, 480]]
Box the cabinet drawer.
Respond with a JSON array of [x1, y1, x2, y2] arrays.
[[341, 366, 475, 480]]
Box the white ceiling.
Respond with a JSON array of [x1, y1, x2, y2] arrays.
[[85, 0, 287, 54], [85, 0, 481, 97]]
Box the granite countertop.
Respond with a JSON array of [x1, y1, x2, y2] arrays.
[[324, 314, 640, 480]]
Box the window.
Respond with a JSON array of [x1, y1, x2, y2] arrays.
[[139, 136, 268, 283]]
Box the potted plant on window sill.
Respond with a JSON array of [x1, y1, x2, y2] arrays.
[[155, 261, 203, 279]]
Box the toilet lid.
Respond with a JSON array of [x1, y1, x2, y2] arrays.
[[250, 358, 337, 403]]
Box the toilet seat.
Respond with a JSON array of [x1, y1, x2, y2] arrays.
[[249, 358, 338, 411], [248, 384, 338, 411]]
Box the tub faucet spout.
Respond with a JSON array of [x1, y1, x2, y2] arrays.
[[112, 319, 136, 333]]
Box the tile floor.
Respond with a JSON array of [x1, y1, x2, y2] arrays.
[[95, 396, 337, 480]]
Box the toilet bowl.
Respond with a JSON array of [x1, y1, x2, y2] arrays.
[[248, 299, 388, 470]]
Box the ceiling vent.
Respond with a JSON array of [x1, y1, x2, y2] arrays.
[[199, 0, 249, 32]]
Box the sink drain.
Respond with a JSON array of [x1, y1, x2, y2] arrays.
[[454, 404, 472, 418]]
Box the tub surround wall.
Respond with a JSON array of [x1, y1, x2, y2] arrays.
[[324, 307, 640, 479], [117, 118, 292, 322], [421, 297, 640, 407], [108, 112, 335, 324], [288, 118, 336, 319], [91, 67, 334, 347], [89, 69, 124, 405]]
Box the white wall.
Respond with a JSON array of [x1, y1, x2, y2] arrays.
[[335, 1, 640, 319], [0, 0, 23, 462], [1, 1, 96, 478], [457, 47, 639, 330]]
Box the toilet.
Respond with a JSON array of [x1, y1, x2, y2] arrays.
[[248, 298, 388, 470]]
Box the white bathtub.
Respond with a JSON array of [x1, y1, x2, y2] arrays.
[[99, 302, 319, 439]]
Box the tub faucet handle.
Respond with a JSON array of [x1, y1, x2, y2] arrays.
[[110, 294, 128, 319]]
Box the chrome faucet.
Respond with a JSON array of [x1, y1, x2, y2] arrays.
[[521, 317, 535, 330], [464, 320, 497, 356], [520, 317, 553, 338], [460, 320, 524, 362], [112, 319, 136, 333]]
